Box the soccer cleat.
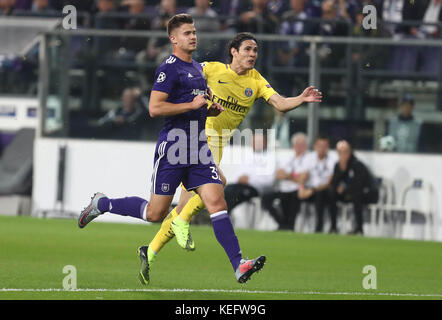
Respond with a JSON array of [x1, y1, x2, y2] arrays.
[[78, 192, 106, 229], [235, 255, 266, 284], [137, 245, 150, 286], [170, 217, 195, 251]]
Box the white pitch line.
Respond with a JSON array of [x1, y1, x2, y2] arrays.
[[1, 288, 442, 297]]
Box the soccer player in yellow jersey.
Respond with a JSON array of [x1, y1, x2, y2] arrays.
[[145, 32, 322, 281]]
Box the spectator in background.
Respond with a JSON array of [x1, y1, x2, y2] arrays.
[[304, 0, 322, 18], [416, 0, 442, 74], [224, 133, 275, 213], [146, 0, 177, 64], [380, 0, 421, 37], [95, 0, 119, 28], [97, 88, 146, 140], [151, 0, 178, 30], [298, 136, 338, 233], [187, 0, 220, 61], [266, 0, 289, 17], [0, 0, 16, 15], [50, 0, 95, 13], [93, 0, 120, 59], [351, 1, 387, 66], [216, 0, 241, 31], [328, 140, 379, 235], [380, 0, 425, 73], [261, 132, 308, 231], [275, 0, 314, 95], [337, 0, 360, 23], [118, 0, 151, 61], [31, 0, 54, 13], [121, 0, 150, 28], [135, 0, 176, 90], [317, 0, 350, 68], [237, 0, 278, 34], [277, 0, 314, 67], [388, 94, 422, 153]]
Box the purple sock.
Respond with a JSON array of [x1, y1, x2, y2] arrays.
[[98, 197, 147, 221], [210, 210, 242, 271]]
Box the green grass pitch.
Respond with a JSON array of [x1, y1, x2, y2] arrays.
[[1, 215, 442, 300]]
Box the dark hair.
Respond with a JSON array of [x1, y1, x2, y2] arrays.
[[316, 135, 329, 142], [227, 32, 257, 63], [401, 93, 415, 106], [167, 14, 194, 36]]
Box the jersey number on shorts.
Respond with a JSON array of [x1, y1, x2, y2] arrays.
[[210, 166, 220, 180]]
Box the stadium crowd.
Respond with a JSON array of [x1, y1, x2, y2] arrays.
[[1, 0, 441, 152], [2, 0, 441, 39], [3, 0, 442, 95], [226, 132, 379, 235]]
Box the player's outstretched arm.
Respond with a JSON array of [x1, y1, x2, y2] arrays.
[[149, 91, 208, 117], [267, 86, 322, 113]]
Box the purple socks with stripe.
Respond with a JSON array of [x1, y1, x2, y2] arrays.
[[210, 210, 242, 271], [98, 197, 148, 221]]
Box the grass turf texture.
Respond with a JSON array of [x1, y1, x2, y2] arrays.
[[1, 216, 442, 300]]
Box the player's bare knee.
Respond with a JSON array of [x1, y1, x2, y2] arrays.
[[146, 207, 164, 222], [206, 196, 227, 213]]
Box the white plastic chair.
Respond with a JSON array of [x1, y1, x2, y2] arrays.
[[338, 177, 392, 236], [381, 179, 434, 240], [368, 177, 395, 237], [296, 201, 316, 233], [230, 197, 262, 230]]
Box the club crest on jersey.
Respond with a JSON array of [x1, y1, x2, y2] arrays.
[[161, 183, 170, 193], [157, 72, 166, 83], [245, 88, 253, 97]]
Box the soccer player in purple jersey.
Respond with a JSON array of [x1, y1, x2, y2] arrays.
[[78, 14, 266, 285]]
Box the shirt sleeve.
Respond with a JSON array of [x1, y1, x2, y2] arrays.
[[256, 71, 278, 101], [151, 63, 178, 95], [299, 153, 314, 174]]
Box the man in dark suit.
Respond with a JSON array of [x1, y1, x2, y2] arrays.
[[328, 140, 379, 235]]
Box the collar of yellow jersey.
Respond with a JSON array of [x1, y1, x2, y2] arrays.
[[226, 64, 250, 77]]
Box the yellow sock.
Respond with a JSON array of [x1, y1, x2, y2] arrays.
[[179, 192, 206, 223], [149, 207, 178, 254]]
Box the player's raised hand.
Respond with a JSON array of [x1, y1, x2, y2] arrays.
[[190, 94, 208, 110], [301, 86, 322, 103], [207, 102, 224, 117]]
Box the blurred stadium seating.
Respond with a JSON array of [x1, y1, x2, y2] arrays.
[[0, 0, 441, 241]]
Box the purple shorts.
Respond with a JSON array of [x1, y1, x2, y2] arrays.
[[151, 140, 223, 195]]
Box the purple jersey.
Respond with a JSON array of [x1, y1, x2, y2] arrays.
[[152, 54, 209, 166], [149, 55, 221, 195]]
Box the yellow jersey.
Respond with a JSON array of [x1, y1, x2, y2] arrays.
[[201, 61, 277, 163]]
